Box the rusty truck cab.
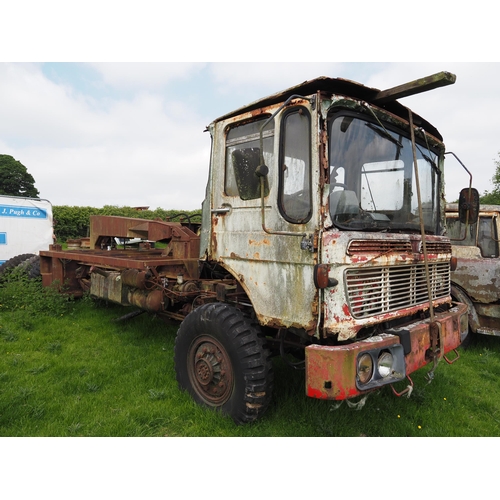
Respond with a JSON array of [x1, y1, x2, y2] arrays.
[[446, 203, 500, 338], [201, 74, 470, 399]]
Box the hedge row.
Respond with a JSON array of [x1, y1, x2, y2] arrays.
[[52, 205, 202, 242]]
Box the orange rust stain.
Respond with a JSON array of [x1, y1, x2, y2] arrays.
[[351, 255, 368, 263], [248, 238, 271, 246], [253, 252, 260, 259]]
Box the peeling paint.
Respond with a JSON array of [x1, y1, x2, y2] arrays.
[[447, 204, 500, 336]]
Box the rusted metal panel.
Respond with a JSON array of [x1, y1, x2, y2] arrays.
[[208, 98, 320, 331], [212, 76, 444, 142], [89, 215, 200, 258], [321, 231, 453, 341], [40, 248, 84, 296], [452, 252, 500, 304], [40, 247, 200, 278], [306, 335, 399, 400], [447, 205, 500, 335], [305, 302, 467, 400]]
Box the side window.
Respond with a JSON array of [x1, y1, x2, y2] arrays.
[[279, 108, 312, 223], [225, 118, 274, 200], [446, 216, 477, 246], [478, 216, 498, 258]]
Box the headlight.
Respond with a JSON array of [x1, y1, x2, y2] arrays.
[[357, 353, 374, 384], [377, 351, 394, 378], [355, 345, 405, 391]]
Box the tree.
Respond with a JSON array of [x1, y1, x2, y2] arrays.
[[0, 154, 39, 198], [479, 152, 500, 204]]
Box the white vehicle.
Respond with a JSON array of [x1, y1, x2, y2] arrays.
[[0, 195, 54, 267]]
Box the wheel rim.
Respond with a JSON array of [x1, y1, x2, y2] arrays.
[[188, 335, 234, 406]]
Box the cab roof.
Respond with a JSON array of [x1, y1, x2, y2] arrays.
[[213, 76, 443, 141]]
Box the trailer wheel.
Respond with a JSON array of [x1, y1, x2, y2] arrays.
[[0, 253, 36, 282], [174, 302, 274, 424]]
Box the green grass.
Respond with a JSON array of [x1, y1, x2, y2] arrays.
[[1, 276, 500, 436]]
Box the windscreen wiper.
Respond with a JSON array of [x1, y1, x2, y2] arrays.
[[365, 122, 403, 148]]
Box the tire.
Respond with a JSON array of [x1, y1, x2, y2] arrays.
[[174, 302, 274, 424], [451, 285, 475, 349], [0, 253, 36, 282], [17, 255, 41, 279]]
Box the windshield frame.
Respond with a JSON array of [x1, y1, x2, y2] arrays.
[[327, 109, 443, 235]]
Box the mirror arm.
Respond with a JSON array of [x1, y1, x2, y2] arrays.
[[444, 151, 479, 238]]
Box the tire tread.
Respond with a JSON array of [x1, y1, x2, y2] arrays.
[[174, 302, 274, 424]]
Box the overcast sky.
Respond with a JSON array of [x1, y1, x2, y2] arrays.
[[1, 61, 498, 210]]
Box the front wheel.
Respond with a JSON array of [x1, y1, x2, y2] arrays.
[[174, 303, 274, 424]]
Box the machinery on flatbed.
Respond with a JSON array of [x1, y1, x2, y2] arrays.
[[40, 72, 477, 423]]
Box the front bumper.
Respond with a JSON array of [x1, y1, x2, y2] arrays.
[[305, 302, 468, 400]]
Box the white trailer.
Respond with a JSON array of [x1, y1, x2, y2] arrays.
[[0, 195, 53, 265]]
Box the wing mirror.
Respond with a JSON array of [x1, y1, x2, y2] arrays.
[[458, 187, 479, 225]]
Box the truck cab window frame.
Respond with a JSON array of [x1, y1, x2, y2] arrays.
[[327, 110, 441, 234], [224, 117, 274, 201], [478, 216, 498, 258], [278, 107, 312, 224]]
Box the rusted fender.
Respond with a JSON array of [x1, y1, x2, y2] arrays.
[[305, 302, 467, 400]]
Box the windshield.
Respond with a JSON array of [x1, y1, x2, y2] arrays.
[[328, 114, 440, 233]]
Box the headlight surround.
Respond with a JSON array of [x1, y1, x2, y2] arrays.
[[356, 344, 405, 390], [357, 353, 374, 384], [377, 351, 394, 378]]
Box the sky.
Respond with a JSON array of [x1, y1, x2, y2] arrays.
[[1, 61, 499, 211]]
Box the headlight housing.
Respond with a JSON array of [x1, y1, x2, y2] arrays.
[[377, 351, 394, 378], [356, 345, 405, 390], [357, 353, 374, 384]]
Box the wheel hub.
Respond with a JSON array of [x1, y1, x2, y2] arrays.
[[189, 336, 234, 405], [195, 357, 214, 386]]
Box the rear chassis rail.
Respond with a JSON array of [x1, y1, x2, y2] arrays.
[[39, 246, 246, 322]]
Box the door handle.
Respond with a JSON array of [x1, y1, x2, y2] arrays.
[[211, 207, 231, 215]]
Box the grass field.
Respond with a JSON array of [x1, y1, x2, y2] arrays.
[[1, 274, 500, 437]]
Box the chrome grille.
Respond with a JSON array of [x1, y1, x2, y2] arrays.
[[345, 262, 450, 319]]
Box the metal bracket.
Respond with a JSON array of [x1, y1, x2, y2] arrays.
[[300, 234, 315, 252], [444, 348, 460, 364], [391, 375, 414, 398]]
